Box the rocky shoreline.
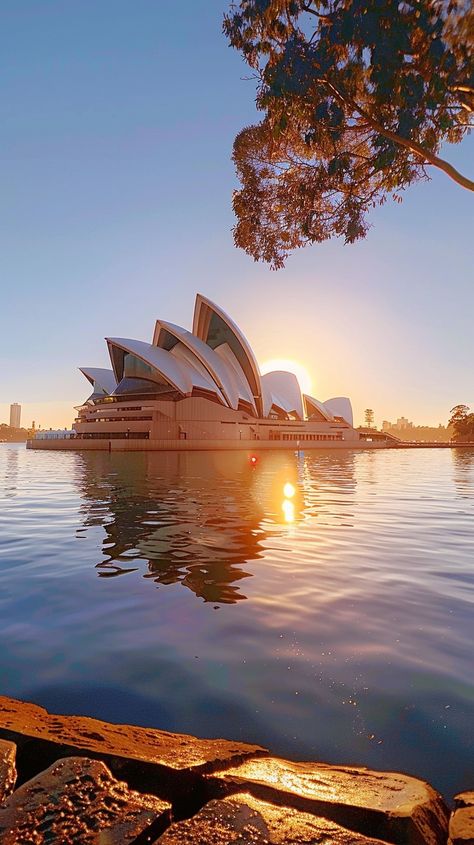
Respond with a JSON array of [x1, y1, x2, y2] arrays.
[[0, 695, 471, 844]]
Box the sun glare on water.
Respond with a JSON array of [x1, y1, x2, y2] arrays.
[[260, 358, 313, 396]]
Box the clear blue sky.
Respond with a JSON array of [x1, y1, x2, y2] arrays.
[[1, 1, 473, 429]]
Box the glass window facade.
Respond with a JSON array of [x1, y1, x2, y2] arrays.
[[123, 353, 156, 381], [206, 312, 259, 400], [115, 377, 175, 396]]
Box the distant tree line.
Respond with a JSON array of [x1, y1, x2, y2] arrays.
[[0, 424, 28, 442], [448, 405, 474, 441]]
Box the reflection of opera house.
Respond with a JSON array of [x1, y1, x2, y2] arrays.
[[30, 294, 387, 451]]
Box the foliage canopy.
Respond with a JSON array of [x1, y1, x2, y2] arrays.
[[448, 404, 474, 440], [364, 408, 374, 427], [224, 0, 474, 267]]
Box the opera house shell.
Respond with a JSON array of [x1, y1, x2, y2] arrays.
[[31, 294, 371, 450]]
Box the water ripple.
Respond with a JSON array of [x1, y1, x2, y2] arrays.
[[0, 443, 473, 798]]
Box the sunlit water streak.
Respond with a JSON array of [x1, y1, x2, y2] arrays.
[[0, 442, 472, 797]]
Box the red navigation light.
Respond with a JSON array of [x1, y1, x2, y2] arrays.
[[249, 455, 258, 465]]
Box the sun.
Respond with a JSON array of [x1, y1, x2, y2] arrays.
[[260, 358, 313, 396]]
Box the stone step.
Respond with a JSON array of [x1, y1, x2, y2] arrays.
[[206, 756, 449, 845], [0, 755, 171, 845], [0, 695, 266, 782], [152, 791, 393, 845], [0, 696, 463, 845], [449, 806, 474, 845], [449, 794, 474, 845]]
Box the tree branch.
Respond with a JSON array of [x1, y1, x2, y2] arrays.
[[301, 4, 332, 20], [323, 80, 474, 191]]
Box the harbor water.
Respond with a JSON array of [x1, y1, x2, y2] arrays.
[[0, 442, 472, 798]]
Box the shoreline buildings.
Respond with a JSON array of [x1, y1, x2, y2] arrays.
[[382, 418, 451, 442], [30, 294, 391, 452]]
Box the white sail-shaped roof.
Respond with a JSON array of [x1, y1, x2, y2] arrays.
[[106, 337, 227, 402], [193, 294, 263, 416], [212, 342, 258, 415], [153, 320, 238, 408], [75, 296, 356, 428], [303, 394, 334, 422], [79, 367, 117, 395], [261, 371, 304, 420], [323, 397, 353, 427], [106, 338, 194, 395], [168, 344, 227, 402]]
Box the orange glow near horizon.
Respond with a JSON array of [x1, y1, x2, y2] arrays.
[[0, 401, 76, 432], [260, 358, 313, 396]]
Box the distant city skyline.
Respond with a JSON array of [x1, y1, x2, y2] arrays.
[[0, 2, 473, 430], [381, 417, 449, 432]]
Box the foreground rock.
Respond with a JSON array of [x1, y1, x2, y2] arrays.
[[455, 793, 474, 809], [0, 695, 265, 777], [449, 808, 474, 845], [449, 795, 474, 845], [0, 696, 465, 845], [0, 756, 171, 844], [153, 791, 392, 845], [207, 757, 449, 845], [0, 739, 17, 801]]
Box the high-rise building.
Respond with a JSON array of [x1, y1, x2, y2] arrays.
[[9, 403, 21, 428], [397, 416, 413, 429]]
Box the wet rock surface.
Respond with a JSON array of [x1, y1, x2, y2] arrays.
[[207, 757, 449, 845], [449, 791, 474, 845], [455, 794, 474, 809], [0, 755, 171, 845], [448, 806, 474, 845], [0, 739, 17, 802], [0, 696, 469, 845], [0, 694, 265, 775], [153, 791, 394, 845]]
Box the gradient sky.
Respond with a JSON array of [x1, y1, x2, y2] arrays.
[[1, 1, 473, 430]]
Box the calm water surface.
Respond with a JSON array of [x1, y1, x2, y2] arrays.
[[0, 443, 472, 797]]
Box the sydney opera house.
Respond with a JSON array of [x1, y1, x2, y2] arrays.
[[30, 294, 380, 451]]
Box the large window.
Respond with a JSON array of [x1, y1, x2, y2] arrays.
[[158, 330, 179, 352], [206, 312, 259, 400], [114, 377, 180, 399], [123, 353, 156, 380]]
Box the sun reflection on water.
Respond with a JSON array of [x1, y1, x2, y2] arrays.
[[281, 481, 297, 522], [281, 497, 295, 523]]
